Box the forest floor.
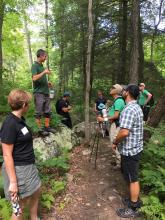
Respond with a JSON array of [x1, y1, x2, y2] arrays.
[[41, 137, 143, 220]]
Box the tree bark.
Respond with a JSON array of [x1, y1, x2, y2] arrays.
[[147, 94, 165, 127], [129, 0, 139, 84], [138, 14, 144, 82], [23, 15, 33, 67], [118, 0, 128, 84], [85, 0, 94, 142], [150, 0, 164, 63], [0, 1, 5, 85], [45, 0, 49, 69]]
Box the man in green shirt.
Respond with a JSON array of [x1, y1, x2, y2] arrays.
[[138, 83, 152, 121], [108, 84, 126, 167], [31, 49, 55, 135]]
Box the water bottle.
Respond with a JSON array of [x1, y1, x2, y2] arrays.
[[102, 108, 108, 121], [49, 89, 55, 99]]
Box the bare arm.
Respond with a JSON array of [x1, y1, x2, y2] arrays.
[[111, 128, 129, 151], [144, 93, 152, 105], [2, 143, 18, 200], [32, 68, 51, 82], [109, 111, 120, 123], [94, 103, 97, 112], [62, 106, 71, 112]]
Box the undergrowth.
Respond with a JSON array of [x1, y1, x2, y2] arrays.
[[140, 123, 165, 220]]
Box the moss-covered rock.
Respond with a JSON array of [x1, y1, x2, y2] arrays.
[[34, 125, 80, 161]]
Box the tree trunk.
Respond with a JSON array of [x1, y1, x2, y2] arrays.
[[0, 1, 5, 85], [129, 0, 139, 84], [45, 0, 49, 69], [150, 0, 164, 63], [59, 28, 64, 95], [85, 0, 94, 142], [23, 15, 33, 67], [138, 14, 144, 81], [118, 0, 128, 84], [147, 94, 165, 127]]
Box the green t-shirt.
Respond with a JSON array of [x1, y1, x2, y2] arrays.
[[108, 97, 125, 117], [31, 61, 49, 95], [138, 89, 149, 106]]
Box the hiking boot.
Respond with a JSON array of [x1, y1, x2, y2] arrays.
[[122, 197, 131, 207], [122, 197, 142, 208], [38, 129, 49, 137], [116, 207, 141, 218], [44, 126, 56, 133]]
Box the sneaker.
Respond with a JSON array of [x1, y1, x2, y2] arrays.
[[44, 126, 56, 133], [122, 197, 142, 208], [122, 197, 131, 207], [116, 207, 141, 218]]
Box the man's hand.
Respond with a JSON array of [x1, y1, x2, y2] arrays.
[[68, 105, 72, 111], [111, 143, 117, 151], [48, 82, 53, 88], [44, 68, 51, 75]]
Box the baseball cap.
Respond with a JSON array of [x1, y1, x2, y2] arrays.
[[110, 84, 123, 95], [98, 103, 106, 110], [63, 91, 70, 97]]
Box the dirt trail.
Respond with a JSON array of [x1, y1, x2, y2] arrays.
[[42, 137, 141, 220]]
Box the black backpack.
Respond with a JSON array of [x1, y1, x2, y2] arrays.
[[55, 99, 61, 114], [148, 93, 154, 106]]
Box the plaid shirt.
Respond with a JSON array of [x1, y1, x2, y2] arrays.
[[118, 100, 143, 156]]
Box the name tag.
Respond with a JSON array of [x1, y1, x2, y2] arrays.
[[21, 127, 29, 135]]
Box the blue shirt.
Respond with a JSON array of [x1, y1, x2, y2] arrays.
[[118, 100, 143, 156]]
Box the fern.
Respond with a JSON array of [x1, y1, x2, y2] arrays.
[[51, 180, 66, 194], [0, 197, 11, 220], [41, 193, 55, 210]]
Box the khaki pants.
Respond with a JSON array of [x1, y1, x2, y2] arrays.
[[109, 122, 121, 166]]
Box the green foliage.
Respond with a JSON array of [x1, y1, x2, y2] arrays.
[[0, 197, 11, 220], [39, 147, 69, 211], [51, 180, 66, 194], [141, 196, 165, 220], [41, 193, 55, 210], [140, 124, 165, 219], [40, 155, 69, 171]]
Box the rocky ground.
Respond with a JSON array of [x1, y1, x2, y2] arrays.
[[41, 136, 143, 220]]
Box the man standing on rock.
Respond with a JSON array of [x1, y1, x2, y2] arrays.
[[112, 84, 143, 218], [31, 49, 55, 136]]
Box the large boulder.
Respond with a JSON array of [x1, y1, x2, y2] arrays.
[[34, 125, 80, 161], [73, 122, 106, 138]]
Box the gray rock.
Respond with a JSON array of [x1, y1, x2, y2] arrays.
[[33, 125, 80, 161], [73, 122, 100, 138]]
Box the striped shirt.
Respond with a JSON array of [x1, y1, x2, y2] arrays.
[[118, 100, 143, 156]]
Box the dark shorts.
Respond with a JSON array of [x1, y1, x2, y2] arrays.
[[140, 105, 150, 122], [34, 93, 51, 118], [121, 152, 141, 183], [2, 163, 41, 200]]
